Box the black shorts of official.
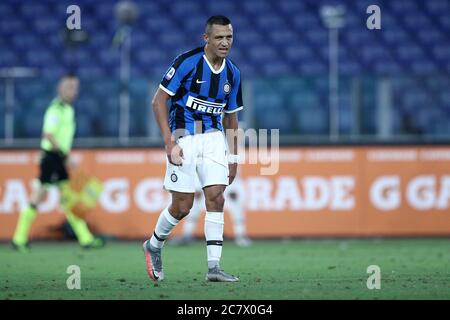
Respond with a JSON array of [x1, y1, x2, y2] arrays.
[[39, 150, 69, 184]]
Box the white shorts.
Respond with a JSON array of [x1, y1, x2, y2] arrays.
[[163, 130, 229, 193]]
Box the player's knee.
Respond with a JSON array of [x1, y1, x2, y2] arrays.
[[205, 192, 225, 212], [170, 199, 194, 219], [178, 203, 192, 217]]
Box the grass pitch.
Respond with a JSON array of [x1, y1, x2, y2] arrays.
[[1, 239, 449, 300]]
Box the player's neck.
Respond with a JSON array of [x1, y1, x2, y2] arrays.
[[58, 96, 72, 106], [204, 46, 224, 71]]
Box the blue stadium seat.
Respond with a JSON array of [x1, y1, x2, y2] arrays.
[[373, 60, 402, 75], [75, 113, 94, 138], [290, 91, 320, 112], [438, 15, 450, 31], [268, 29, 298, 46], [339, 60, 363, 75], [88, 32, 112, 50], [33, 17, 59, 35], [425, 0, 450, 15], [0, 49, 20, 66], [0, 17, 26, 36], [241, 0, 274, 15], [40, 66, 67, 79], [256, 109, 295, 134], [26, 50, 57, 68], [76, 96, 100, 119], [99, 112, 120, 137], [0, 112, 4, 139], [305, 29, 328, 47], [256, 14, 286, 32], [254, 89, 283, 111], [432, 44, 450, 63], [229, 16, 251, 31], [171, 1, 202, 18], [238, 30, 264, 46], [360, 45, 392, 66], [90, 80, 120, 101], [402, 13, 433, 32], [414, 107, 443, 133], [396, 44, 426, 62], [19, 2, 48, 18], [262, 61, 291, 77], [291, 13, 321, 31], [278, 0, 306, 15], [205, 0, 237, 14], [95, 2, 114, 20], [130, 99, 150, 137], [298, 61, 326, 75], [158, 30, 189, 50], [439, 92, 450, 112], [296, 105, 328, 135], [416, 29, 445, 46], [77, 64, 106, 78], [285, 44, 314, 63], [143, 16, 176, 32], [402, 90, 430, 114], [338, 95, 353, 134], [16, 81, 54, 104], [0, 3, 12, 16], [389, 0, 419, 12], [11, 33, 39, 50], [345, 29, 369, 47], [129, 79, 149, 98], [247, 46, 278, 65], [62, 50, 95, 66], [380, 27, 409, 44], [411, 60, 438, 74], [29, 97, 54, 115], [277, 78, 312, 95], [21, 110, 44, 138]]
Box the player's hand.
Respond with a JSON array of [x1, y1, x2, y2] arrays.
[[228, 163, 237, 185], [166, 141, 184, 166]]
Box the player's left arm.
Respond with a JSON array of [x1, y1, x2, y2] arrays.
[[223, 67, 244, 185], [223, 112, 239, 185]]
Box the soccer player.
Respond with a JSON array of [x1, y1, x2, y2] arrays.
[[172, 177, 252, 247], [143, 16, 243, 282], [12, 73, 103, 252]]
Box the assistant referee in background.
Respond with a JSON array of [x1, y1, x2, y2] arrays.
[[12, 73, 103, 252]]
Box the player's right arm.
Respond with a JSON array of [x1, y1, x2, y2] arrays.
[[42, 132, 59, 151], [154, 55, 194, 165], [152, 88, 184, 166]]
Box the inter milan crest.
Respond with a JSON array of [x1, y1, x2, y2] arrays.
[[170, 173, 178, 182], [223, 82, 231, 94]]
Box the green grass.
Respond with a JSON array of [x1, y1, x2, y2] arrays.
[[1, 239, 450, 300]]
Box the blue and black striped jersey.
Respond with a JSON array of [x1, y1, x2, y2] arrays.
[[160, 46, 243, 135]]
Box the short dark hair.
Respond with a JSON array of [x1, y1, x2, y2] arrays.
[[205, 15, 231, 33], [62, 72, 78, 80]]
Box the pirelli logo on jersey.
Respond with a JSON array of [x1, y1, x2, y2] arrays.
[[186, 96, 226, 114]]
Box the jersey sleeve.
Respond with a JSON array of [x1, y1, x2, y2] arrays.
[[224, 68, 244, 114], [159, 57, 192, 96], [42, 107, 61, 134]]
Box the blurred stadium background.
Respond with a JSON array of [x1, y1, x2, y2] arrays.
[[0, 0, 449, 144], [1, 0, 450, 300]]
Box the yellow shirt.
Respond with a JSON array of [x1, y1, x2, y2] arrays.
[[40, 98, 76, 155]]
